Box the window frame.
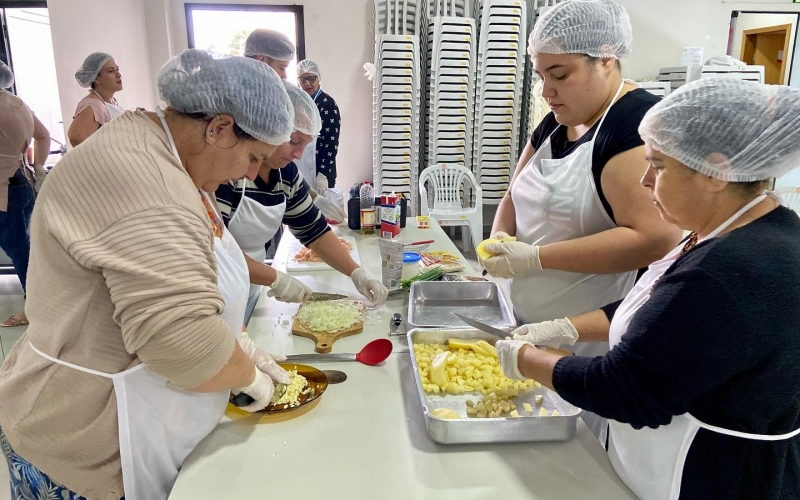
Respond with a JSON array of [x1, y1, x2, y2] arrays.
[[185, 3, 305, 61]]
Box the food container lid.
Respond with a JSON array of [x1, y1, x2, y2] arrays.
[[403, 252, 421, 263]]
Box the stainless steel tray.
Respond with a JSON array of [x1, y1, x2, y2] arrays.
[[407, 281, 516, 327], [408, 327, 583, 444]]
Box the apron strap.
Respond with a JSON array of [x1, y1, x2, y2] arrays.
[[29, 342, 116, 378], [687, 413, 800, 441]]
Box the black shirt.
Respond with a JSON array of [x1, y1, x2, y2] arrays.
[[554, 207, 800, 499], [313, 89, 341, 188], [530, 89, 660, 222]]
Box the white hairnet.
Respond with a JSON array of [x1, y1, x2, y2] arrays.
[[639, 78, 800, 182], [244, 29, 296, 61], [158, 49, 294, 146], [0, 61, 13, 89], [75, 52, 114, 88], [297, 59, 321, 79], [282, 80, 321, 136], [529, 0, 633, 59]]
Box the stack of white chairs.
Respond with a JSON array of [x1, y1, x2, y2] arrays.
[[471, 0, 526, 205], [375, 0, 424, 36], [427, 0, 471, 18], [423, 16, 477, 173], [638, 81, 672, 98]]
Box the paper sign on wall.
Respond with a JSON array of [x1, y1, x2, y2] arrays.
[[681, 47, 705, 66]]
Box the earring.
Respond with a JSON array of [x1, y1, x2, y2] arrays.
[[209, 130, 214, 137]]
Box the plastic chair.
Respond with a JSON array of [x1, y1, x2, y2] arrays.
[[419, 164, 483, 252], [775, 186, 800, 214]]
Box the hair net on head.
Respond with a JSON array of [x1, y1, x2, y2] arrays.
[[639, 78, 800, 182], [0, 61, 13, 89], [282, 80, 321, 136], [75, 52, 114, 88], [528, 0, 632, 59], [244, 29, 296, 61], [158, 49, 294, 146], [297, 59, 321, 79]]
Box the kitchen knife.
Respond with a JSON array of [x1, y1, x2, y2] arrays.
[[452, 313, 511, 340], [309, 292, 349, 302]]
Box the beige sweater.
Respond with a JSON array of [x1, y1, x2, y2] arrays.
[[0, 111, 237, 500]]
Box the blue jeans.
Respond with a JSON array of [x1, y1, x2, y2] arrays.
[[0, 169, 34, 295]]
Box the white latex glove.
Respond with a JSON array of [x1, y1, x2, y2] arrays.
[[267, 270, 313, 303], [481, 241, 542, 279], [34, 168, 46, 193], [512, 318, 579, 348], [239, 335, 290, 384], [313, 195, 346, 223], [234, 367, 276, 412], [315, 173, 329, 195], [490, 230, 512, 241], [350, 267, 388, 307], [496, 339, 535, 381]]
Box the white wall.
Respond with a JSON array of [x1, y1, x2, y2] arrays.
[[47, 0, 155, 136], [730, 12, 797, 84], [156, 0, 374, 192]]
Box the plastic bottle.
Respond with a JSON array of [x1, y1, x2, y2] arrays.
[[360, 181, 376, 235]]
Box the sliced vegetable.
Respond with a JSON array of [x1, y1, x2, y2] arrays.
[[400, 265, 445, 288]]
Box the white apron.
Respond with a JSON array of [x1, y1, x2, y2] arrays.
[[295, 138, 318, 187], [227, 173, 286, 320], [28, 108, 251, 500], [509, 81, 632, 441], [606, 193, 800, 500], [92, 90, 125, 120]]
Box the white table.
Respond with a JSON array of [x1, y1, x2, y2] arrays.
[[169, 220, 636, 500]]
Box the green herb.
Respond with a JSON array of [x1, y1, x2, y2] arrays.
[[401, 266, 445, 288]]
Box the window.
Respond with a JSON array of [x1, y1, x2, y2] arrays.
[[186, 3, 305, 80], [1, 4, 66, 165]]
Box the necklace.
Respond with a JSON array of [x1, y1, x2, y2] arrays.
[[199, 192, 224, 238], [649, 232, 699, 295]]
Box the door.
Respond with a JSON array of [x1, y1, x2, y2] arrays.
[[741, 24, 793, 84]]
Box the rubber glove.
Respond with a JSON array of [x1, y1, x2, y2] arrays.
[[313, 196, 346, 223], [490, 230, 512, 241], [496, 339, 534, 381], [315, 173, 329, 196], [267, 270, 313, 303], [34, 168, 46, 193], [512, 318, 579, 348], [481, 241, 542, 279], [234, 367, 276, 412], [350, 267, 388, 307], [239, 335, 290, 384]]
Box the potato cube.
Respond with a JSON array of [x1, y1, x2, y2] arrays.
[[523, 403, 533, 413], [476, 402, 486, 412], [534, 395, 544, 405], [467, 407, 478, 416], [477, 410, 487, 418], [539, 407, 548, 417], [466, 400, 474, 408], [552, 410, 561, 417], [510, 410, 520, 418]]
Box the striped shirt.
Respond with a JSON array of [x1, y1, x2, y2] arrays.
[[215, 161, 330, 247]]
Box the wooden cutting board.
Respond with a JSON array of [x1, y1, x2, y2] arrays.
[[292, 300, 365, 353]]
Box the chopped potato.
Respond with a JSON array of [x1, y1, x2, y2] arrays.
[[523, 403, 533, 413]]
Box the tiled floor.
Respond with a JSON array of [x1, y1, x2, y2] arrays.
[[0, 274, 24, 500]]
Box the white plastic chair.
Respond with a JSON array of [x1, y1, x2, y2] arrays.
[[775, 186, 800, 214], [419, 164, 483, 251]]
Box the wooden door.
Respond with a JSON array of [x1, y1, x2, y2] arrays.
[[741, 24, 793, 84]]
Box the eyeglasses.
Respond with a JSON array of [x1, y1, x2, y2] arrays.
[[298, 75, 318, 84]]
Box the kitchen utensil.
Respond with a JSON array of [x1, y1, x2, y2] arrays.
[[285, 339, 393, 366], [452, 313, 510, 339], [389, 312, 408, 337], [231, 363, 329, 412], [408, 281, 516, 327], [309, 292, 349, 302], [321, 369, 347, 384], [292, 300, 365, 353]]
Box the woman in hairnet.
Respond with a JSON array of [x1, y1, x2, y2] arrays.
[[68, 52, 124, 147], [244, 28, 296, 79], [481, 0, 681, 441], [497, 78, 800, 500], [297, 59, 341, 189], [0, 61, 50, 328], [216, 81, 386, 324], [0, 49, 295, 500]]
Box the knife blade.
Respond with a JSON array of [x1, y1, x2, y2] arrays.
[[309, 292, 349, 302], [452, 313, 512, 340]]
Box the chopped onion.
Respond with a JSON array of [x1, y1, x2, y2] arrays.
[[296, 300, 363, 332]]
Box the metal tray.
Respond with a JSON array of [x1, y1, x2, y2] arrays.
[[407, 281, 516, 327], [408, 328, 583, 444]]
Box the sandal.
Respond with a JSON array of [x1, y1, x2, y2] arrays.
[[1, 312, 28, 328]]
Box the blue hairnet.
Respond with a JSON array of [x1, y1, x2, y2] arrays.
[[158, 49, 294, 146], [75, 52, 114, 88], [244, 29, 296, 61]]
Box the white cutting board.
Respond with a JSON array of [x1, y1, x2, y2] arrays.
[[285, 236, 361, 272]]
